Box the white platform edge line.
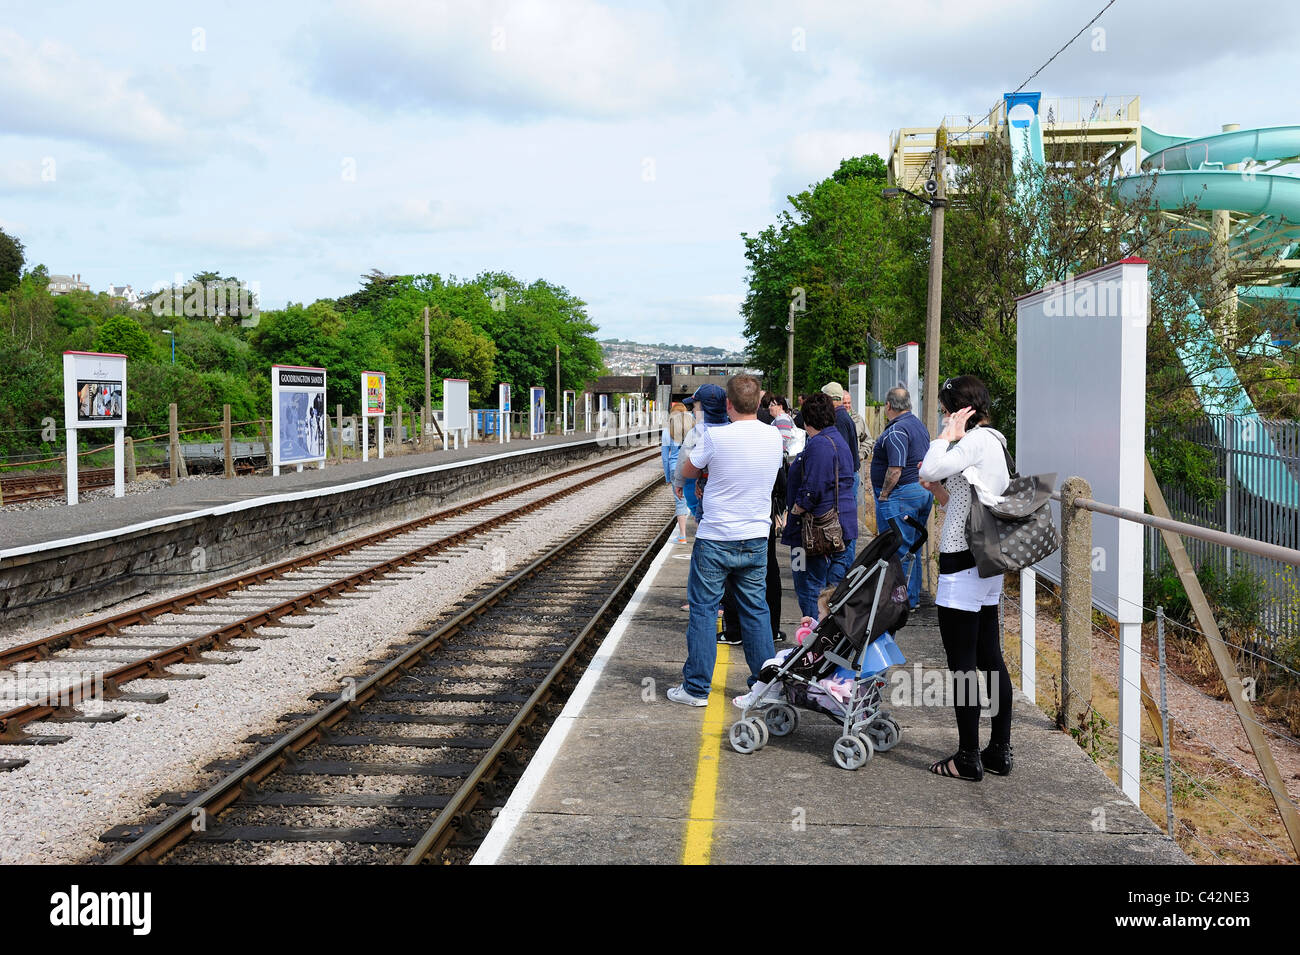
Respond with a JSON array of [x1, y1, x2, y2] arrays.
[[0, 430, 654, 565], [471, 532, 679, 865]]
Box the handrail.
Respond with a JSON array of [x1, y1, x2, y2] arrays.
[[1052, 489, 1300, 567]]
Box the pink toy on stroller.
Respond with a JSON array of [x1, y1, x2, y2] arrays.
[[729, 516, 925, 770]]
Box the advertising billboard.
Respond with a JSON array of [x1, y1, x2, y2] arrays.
[[530, 386, 546, 438], [272, 365, 327, 472], [63, 351, 126, 430], [363, 371, 386, 417]]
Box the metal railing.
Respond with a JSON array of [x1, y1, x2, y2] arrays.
[[1018, 469, 1300, 860]]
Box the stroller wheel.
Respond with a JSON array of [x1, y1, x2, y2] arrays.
[[729, 719, 763, 754], [752, 717, 770, 748], [832, 734, 873, 770], [865, 718, 901, 753], [764, 703, 799, 737]]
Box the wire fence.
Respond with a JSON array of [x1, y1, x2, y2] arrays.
[[1002, 569, 1300, 864], [1155, 412, 1300, 644]]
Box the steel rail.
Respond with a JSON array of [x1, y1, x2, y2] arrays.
[[0, 447, 653, 670], [402, 501, 671, 863], [108, 473, 669, 863], [0, 450, 657, 742]]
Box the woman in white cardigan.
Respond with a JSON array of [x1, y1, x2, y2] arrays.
[[918, 376, 1013, 782]]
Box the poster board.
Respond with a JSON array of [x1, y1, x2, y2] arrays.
[[895, 343, 920, 423], [499, 383, 512, 444], [272, 365, 327, 474], [563, 389, 575, 434], [598, 394, 609, 431], [62, 351, 127, 504], [362, 371, 386, 460], [530, 386, 546, 439], [443, 378, 470, 449], [64, 351, 126, 429], [1015, 257, 1148, 803]]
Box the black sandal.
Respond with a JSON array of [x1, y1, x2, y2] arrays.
[[981, 741, 1013, 776], [930, 748, 984, 782]]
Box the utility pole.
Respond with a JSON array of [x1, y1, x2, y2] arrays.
[[924, 127, 947, 437], [423, 306, 431, 449], [786, 303, 795, 403]]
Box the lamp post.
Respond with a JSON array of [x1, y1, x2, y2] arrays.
[[162, 329, 175, 365]]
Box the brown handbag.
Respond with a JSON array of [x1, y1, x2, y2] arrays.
[[800, 434, 846, 557]]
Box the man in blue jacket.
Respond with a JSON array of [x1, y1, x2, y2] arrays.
[[871, 387, 933, 610]]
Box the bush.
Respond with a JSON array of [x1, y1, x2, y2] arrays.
[[1143, 558, 1265, 633]]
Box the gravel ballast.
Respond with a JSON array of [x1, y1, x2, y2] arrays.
[[0, 459, 665, 864]]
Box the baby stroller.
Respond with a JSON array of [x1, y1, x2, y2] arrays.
[[729, 515, 926, 770]]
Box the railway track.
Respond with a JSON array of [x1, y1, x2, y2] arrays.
[[0, 465, 180, 504], [100, 473, 672, 864], [0, 448, 657, 761]]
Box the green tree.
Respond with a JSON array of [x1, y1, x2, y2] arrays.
[[0, 229, 24, 293], [741, 154, 927, 395], [93, 314, 157, 363]]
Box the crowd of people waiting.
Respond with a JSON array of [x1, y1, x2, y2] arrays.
[[658, 371, 1016, 783]]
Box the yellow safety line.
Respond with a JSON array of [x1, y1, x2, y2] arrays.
[[682, 644, 730, 865]]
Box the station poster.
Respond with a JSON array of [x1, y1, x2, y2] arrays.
[[63, 351, 126, 429], [272, 365, 327, 467], [363, 371, 386, 417], [530, 386, 546, 437]]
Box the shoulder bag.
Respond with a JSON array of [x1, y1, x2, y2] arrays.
[[965, 439, 1061, 577], [801, 434, 846, 558]]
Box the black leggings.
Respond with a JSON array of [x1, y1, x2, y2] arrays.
[[937, 605, 1012, 751]]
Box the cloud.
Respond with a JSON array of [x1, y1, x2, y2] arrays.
[[0, 28, 193, 156], [298, 0, 730, 119], [295, 197, 484, 237]]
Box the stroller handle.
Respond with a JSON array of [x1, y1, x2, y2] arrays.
[[891, 514, 929, 556]]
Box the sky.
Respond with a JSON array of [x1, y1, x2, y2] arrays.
[[1, 0, 1296, 350]]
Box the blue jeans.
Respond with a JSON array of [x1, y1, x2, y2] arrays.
[[682, 537, 775, 698], [790, 540, 856, 619], [875, 482, 933, 608]]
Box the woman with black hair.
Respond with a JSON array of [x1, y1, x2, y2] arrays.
[[782, 392, 857, 618], [918, 375, 1014, 782]]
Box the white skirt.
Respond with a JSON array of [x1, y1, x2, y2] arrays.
[[936, 566, 1003, 612]]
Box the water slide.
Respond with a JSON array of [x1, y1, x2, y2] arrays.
[[1112, 124, 1300, 506]]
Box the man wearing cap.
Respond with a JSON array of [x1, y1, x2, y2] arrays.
[[668, 375, 782, 707]]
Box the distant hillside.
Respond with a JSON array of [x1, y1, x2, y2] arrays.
[[599, 339, 749, 375]]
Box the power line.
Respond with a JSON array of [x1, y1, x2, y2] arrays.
[[955, 0, 1120, 141]]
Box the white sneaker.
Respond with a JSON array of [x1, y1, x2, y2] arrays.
[[666, 685, 709, 707]]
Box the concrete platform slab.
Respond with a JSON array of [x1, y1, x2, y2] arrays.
[[478, 527, 1187, 866]]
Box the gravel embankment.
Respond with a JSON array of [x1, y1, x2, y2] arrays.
[[0, 460, 665, 864]]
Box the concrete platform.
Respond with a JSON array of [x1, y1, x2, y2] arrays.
[[0, 430, 654, 631], [477, 530, 1188, 865]]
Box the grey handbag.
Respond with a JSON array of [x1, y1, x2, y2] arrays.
[[966, 444, 1061, 577]]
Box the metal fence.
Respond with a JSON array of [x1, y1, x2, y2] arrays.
[[1152, 413, 1300, 642]]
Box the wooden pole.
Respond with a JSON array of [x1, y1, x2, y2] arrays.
[[1145, 458, 1300, 860], [257, 418, 269, 473], [336, 404, 344, 465], [423, 306, 432, 451], [395, 405, 403, 455], [1058, 475, 1093, 732], [922, 129, 947, 602], [222, 404, 233, 479], [125, 435, 137, 483], [168, 403, 180, 486]]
